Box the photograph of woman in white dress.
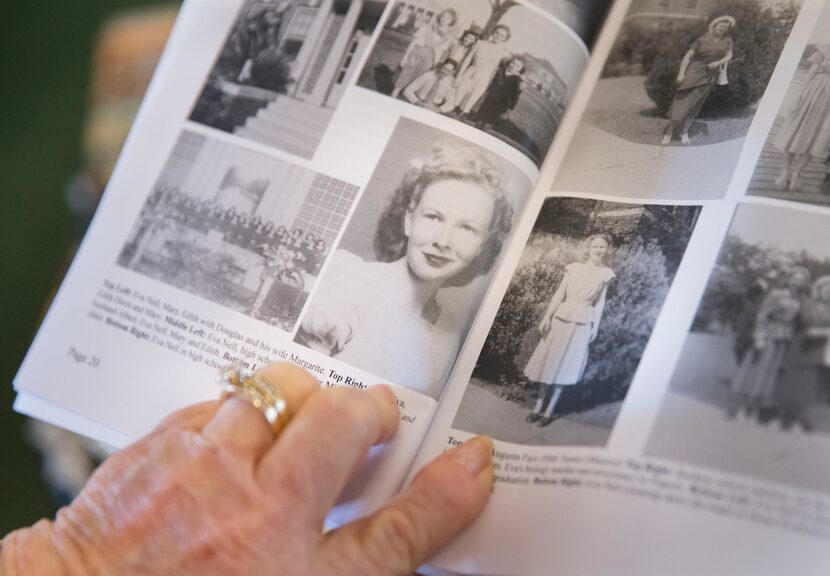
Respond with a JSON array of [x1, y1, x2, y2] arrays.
[[295, 119, 530, 399], [772, 45, 830, 192], [452, 197, 700, 446], [524, 235, 615, 426], [748, 2, 830, 209]]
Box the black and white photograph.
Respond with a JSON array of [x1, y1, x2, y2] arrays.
[[189, 0, 387, 159], [118, 131, 359, 331], [356, 0, 587, 165], [452, 197, 701, 446], [748, 1, 830, 208], [522, 0, 612, 45], [294, 118, 531, 398], [647, 202, 830, 493], [555, 0, 803, 199]]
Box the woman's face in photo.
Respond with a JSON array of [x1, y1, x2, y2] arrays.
[[438, 10, 454, 27], [712, 21, 730, 36], [461, 33, 477, 47], [506, 59, 523, 75], [405, 178, 496, 284], [491, 28, 508, 43], [588, 237, 609, 263], [788, 271, 810, 291]]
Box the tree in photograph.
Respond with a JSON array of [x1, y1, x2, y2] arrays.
[[484, 0, 518, 35]]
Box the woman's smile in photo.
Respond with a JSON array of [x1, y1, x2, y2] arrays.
[[405, 178, 495, 284]]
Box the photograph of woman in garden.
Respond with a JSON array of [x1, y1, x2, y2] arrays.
[[391, 7, 459, 98], [524, 234, 616, 427], [295, 120, 528, 399], [747, 0, 830, 208], [554, 0, 803, 199], [662, 16, 734, 145], [647, 202, 830, 494], [451, 197, 700, 446]]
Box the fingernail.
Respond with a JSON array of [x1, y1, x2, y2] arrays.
[[447, 436, 493, 477]]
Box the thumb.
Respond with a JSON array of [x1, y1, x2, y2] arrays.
[[318, 436, 493, 575]]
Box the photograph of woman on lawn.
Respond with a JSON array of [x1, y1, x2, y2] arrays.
[[554, 0, 803, 199], [662, 15, 734, 145], [357, 0, 588, 165], [295, 119, 530, 400], [524, 234, 616, 427], [647, 202, 830, 495], [451, 197, 700, 447], [748, 1, 830, 208]]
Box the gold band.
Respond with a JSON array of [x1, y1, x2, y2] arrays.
[[218, 365, 291, 437]]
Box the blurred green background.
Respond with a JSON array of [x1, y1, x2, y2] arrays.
[[0, 0, 173, 534]]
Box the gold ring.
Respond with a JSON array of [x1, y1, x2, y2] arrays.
[[218, 364, 291, 437]]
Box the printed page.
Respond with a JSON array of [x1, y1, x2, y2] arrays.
[[13, 0, 605, 522], [410, 0, 830, 574]]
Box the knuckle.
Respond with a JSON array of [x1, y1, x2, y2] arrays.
[[362, 507, 425, 573], [318, 388, 376, 427], [272, 362, 319, 388]]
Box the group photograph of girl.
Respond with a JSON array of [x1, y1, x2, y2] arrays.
[[451, 197, 701, 447], [118, 131, 358, 332], [294, 118, 530, 399], [554, 0, 804, 199], [356, 0, 587, 165], [647, 202, 830, 494], [748, 1, 830, 208]]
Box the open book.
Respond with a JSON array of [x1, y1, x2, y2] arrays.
[[14, 0, 830, 573]]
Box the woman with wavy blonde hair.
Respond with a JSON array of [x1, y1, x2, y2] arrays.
[[297, 141, 513, 397]]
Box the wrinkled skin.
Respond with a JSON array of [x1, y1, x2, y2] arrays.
[[2, 363, 493, 576]]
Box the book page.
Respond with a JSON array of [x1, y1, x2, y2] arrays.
[[13, 0, 608, 523], [411, 0, 830, 574]]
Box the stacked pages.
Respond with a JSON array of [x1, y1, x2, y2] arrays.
[[14, 0, 830, 574]]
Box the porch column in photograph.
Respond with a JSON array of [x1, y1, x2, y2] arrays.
[[298, 0, 364, 106], [289, 0, 335, 90]]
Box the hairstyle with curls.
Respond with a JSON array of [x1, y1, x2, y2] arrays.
[[507, 56, 525, 73], [437, 8, 458, 27], [584, 233, 613, 258], [492, 24, 511, 41], [374, 142, 513, 284]]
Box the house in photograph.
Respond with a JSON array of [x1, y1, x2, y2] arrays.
[[386, 0, 444, 31], [625, 0, 719, 25], [522, 54, 568, 120], [196, 0, 387, 158]]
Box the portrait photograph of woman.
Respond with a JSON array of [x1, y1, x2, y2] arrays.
[[748, 1, 830, 208], [356, 0, 588, 165], [451, 197, 701, 447], [294, 118, 530, 399], [647, 202, 830, 494], [554, 0, 804, 200]]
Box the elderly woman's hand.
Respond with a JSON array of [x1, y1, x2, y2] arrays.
[[2, 363, 493, 576]]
